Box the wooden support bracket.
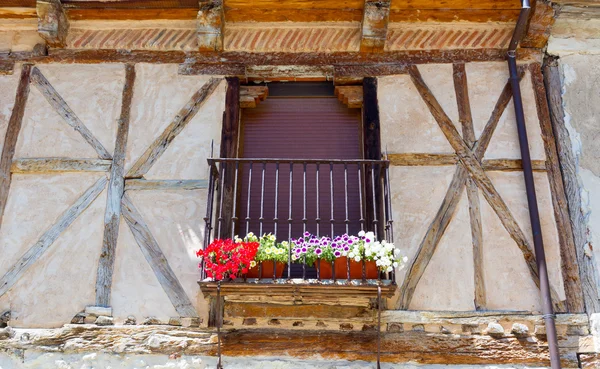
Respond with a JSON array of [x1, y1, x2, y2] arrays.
[[335, 86, 363, 109], [36, 0, 69, 48], [197, 0, 225, 51], [240, 86, 268, 108], [360, 0, 391, 53]]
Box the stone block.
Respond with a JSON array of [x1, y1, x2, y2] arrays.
[[169, 317, 182, 326], [243, 318, 257, 326], [71, 313, 86, 324], [95, 316, 114, 326], [486, 322, 505, 337], [511, 323, 529, 337], [85, 306, 112, 317], [143, 317, 162, 325], [339, 323, 353, 331], [124, 316, 136, 325], [387, 323, 403, 333]]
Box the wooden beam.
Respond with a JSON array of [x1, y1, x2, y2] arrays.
[[240, 86, 267, 109], [387, 154, 546, 171], [335, 86, 363, 109], [126, 77, 221, 179], [360, 0, 391, 53], [218, 77, 241, 239], [407, 65, 562, 309], [0, 62, 15, 76], [483, 159, 546, 172], [0, 64, 32, 232], [0, 176, 107, 297], [178, 63, 245, 76], [197, 0, 224, 51], [95, 64, 135, 307], [121, 194, 198, 317], [453, 63, 485, 311], [10, 158, 111, 173], [36, 0, 69, 48], [334, 64, 408, 79], [530, 62, 584, 313], [124, 179, 208, 191], [30, 67, 112, 160]]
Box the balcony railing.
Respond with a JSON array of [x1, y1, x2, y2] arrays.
[[201, 158, 395, 284]]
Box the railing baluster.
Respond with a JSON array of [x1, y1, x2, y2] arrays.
[[274, 162, 279, 238], [385, 162, 396, 285], [217, 162, 226, 239], [259, 161, 266, 237], [315, 163, 320, 237], [329, 161, 335, 238], [303, 162, 307, 235], [344, 163, 349, 235], [202, 162, 217, 280], [245, 162, 253, 236], [370, 162, 379, 240], [288, 162, 293, 280], [358, 162, 365, 232], [231, 161, 239, 239]]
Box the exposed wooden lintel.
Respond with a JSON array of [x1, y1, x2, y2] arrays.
[[36, 0, 69, 48], [197, 0, 224, 51], [10, 158, 111, 173], [124, 179, 208, 191], [387, 153, 546, 171], [360, 0, 391, 53]]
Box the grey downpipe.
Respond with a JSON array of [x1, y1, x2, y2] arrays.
[[507, 1, 561, 369]]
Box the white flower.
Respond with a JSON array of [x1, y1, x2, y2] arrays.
[[358, 230, 365, 237], [354, 256, 361, 262], [393, 262, 398, 268], [386, 266, 393, 272]]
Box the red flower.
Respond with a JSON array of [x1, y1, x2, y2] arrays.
[[197, 239, 259, 281]]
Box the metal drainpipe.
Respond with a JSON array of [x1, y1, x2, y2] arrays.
[[507, 1, 561, 369]]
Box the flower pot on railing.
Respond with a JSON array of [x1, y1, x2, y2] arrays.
[[333, 256, 378, 279], [314, 259, 333, 279], [246, 261, 287, 278]]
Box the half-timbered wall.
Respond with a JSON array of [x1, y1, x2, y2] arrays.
[[0, 61, 571, 328]]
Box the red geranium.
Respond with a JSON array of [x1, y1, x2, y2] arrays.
[[197, 239, 259, 281]]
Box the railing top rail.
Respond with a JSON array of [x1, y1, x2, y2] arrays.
[[207, 158, 390, 165]]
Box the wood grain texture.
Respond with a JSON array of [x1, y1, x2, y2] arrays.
[[482, 159, 546, 172], [198, 0, 224, 51], [30, 67, 112, 160], [397, 68, 524, 310], [335, 86, 363, 108], [10, 158, 111, 173], [0, 64, 32, 232], [453, 63, 485, 310], [0, 176, 107, 297], [542, 61, 598, 314], [388, 153, 458, 166], [360, 0, 390, 53], [125, 179, 208, 191], [36, 0, 70, 48], [407, 65, 562, 309], [121, 194, 199, 317], [126, 77, 221, 179], [95, 64, 135, 307]]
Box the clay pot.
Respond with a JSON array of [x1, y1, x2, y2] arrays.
[[314, 259, 334, 279], [334, 257, 379, 279], [246, 261, 286, 278]]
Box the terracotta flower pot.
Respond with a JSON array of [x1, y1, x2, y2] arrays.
[[334, 257, 378, 279], [314, 259, 334, 279], [246, 261, 286, 278]]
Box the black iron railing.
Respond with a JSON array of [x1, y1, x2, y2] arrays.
[[201, 158, 395, 283]]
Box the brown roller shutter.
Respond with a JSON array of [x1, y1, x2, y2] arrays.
[[238, 96, 363, 241]]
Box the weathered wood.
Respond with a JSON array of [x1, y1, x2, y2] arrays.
[[360, 0, 391, 53], [197, 0, 224, 51], [363, 77, 384, 238], [453, 63, 485, 310], [0, 62, 15, 75], [178, 63, 245, 76], [543, 60, 599, 314], [36, 0, 69, 48], [0, 176, 107, 297], [125, 179, 208, 191], [0, 64, 32, 232], [240, 85, 268, 108], [335, 86, 363, 108], [408, 65, 562, 309], [218, 77, 241, 239], [126, 77, 221, 179], [10, 158, 111, 173], [95, 64, 135, 307], [482, 159, 546, 172], [398, 69, 524, 310], [29, 67, 112, 160], [121, 194, 198, 317], [388, 153, 458, 166], [334, 64, 408, 79]]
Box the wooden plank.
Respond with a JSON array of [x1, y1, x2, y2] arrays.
[[398, 70, 523, 309], [198, 0, 225, 51], [125, 179, 208, 191], [66, 8, 198, 20], [453, 63, 485, 310], [531, 62, 585, 313], [388, 153, 458, 166], [388, 8, 521, 22], [482, 159, 546, 172], [334, 64, 408, 78], [225, 8, 363, 22], [218, 77, 241, 239], [543, 59, 600, 314], [36, 0, 70, 48], [30, 67, 112, 160], [178, 63, 245, 76], [121, 194, 198, 317], [126, 77, 221, 178], [0, 64, 32, 232], [0, 7, 37, 19], [360, 0, 391, 53], [10, 158, 111, 173], [408, 65, 563, 308], [95, 64, 135, 307], [0, 176, 107, 297], [362, 77, 384, 238]]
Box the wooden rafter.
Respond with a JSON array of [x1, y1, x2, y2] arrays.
[[197, 0, 224, 51], [530, 63, 585, 313], [0, 176, 107, 297], [240, 86, 267, 109], [36, 0, 69, 48], [30, 67, 112, 160], [360, 0, 391, 53], [126, 77, 221, 179], [95, 64, 136, 307], [0, 64, 32, 233], [453, 63, 485, 310], [335, 86, 363, 109], [402, 65, 562, 310], [121, 194, 198, 317]]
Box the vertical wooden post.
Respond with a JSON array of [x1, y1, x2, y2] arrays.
[[363, 77, 384, 238], [0, 64, 32, 231], [95, 64, 136, 307], [218, 77, 240, 239], [542, 60, 598, 314]]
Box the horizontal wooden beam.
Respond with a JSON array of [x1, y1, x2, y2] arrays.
[[10, 158, 111, 173], [388, 153, 546, 171], [124, 179, 208, 191]]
